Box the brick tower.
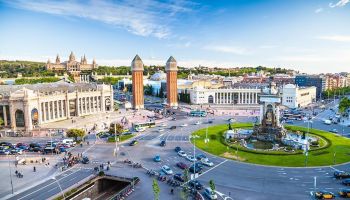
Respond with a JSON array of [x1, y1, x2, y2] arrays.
[[131, 55, 144, 109], [166, 56, 178, 108]]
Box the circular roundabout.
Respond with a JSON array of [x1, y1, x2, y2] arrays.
[[191, 123, 350, 167]]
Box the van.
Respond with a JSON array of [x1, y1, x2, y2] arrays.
[[324, 120, 332, 125], [62, 139, 76, 147], [204, 188, 217, 200]]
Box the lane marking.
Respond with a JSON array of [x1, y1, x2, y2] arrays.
[[17, 169, 83, 200]]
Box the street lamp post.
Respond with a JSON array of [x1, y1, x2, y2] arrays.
[[114, 123, 119, 160], [7, 155, 14, 194], [304, 120, 313, 167], [190, 135, 199, 180]]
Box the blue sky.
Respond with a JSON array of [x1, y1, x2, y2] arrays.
[[0, 0, 349, 73]]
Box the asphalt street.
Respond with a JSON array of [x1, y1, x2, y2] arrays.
[[5, 100, 350, 200]]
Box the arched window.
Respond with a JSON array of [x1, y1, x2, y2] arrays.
[[31, 108, 39, 126], [208, 95, 214, 104], [15, 110, 25, 127], [105, 98, 111, 111]]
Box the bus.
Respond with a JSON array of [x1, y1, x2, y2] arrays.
[[132, 121, 156, 131], [190, 110, 207, 117]]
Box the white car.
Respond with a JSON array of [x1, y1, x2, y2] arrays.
[[135, 127, 146, 132], [201, 158, 214, 167], [177, 150, 187, 157], [204, 188, 218, 200], [186, 155, 196, 162], [160, 124, 167, 127], [161, 165, 173, 175], [195, 121, 202, 125], [158, 128, 165, 132], [180, 123, 188, 127]]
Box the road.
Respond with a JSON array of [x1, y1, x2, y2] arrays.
[[4, 100, 350, 200]]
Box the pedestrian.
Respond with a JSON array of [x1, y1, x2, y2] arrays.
[[33, 166, 36, 172]]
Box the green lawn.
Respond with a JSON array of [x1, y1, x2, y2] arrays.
[[107, 134, 135, 143], [191, 123, 350, 167]]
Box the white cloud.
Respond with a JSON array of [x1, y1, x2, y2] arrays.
[[329, 0, 349, 8], [259, 45, 278, 49], [4, 0, 196, 39], [203, 45, 249, 55], [318, 35, 350, 42], [315, 8, 323, 13]]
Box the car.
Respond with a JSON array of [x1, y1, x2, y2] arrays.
[[158, 128, 164, 132], [195, 121, 202, 125], [196, 154, 207, 161], [189, 180, 203, 190], [207, 120, 213, 124], [330, 129, 338, 133], [161, 165, 173, 175], [82, 156, 89, 164], [186, 155, 196, 162], [170, 126, 176, 130], [204, 187, 218, 200], [342, 178, 350, 186], [174, 146, 181, 152], [173, 173, 185, 182], [160, 140, 166, 147], [339, 189, 350, 198], [315, 190, 335, 199], [335, 171, 350, 179], [0, 148, 10, 155], [176, 162, 188, 169], [285, 120, 294, 124], [189, 164, 203, 173], [11, 148, 23, 155], [178, 150, 187, 157], [154, 155, 161, 162], [201, 158, 214, 167], [180, 124, 188, 127], [0, 142, 12, 148], [129, 140, 138, 146], [160, 124, 167, 127]]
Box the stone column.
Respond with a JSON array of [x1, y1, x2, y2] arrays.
[[66, 92, 70, 119], [255, 93, 258, 104], [38, 102, 42, 125], [48, 101, 51, 121], [24, 101, 32, 131], [237, 92, 240, 104], [9, 104, 15, 129], [42, 102, 46, 122], [3, 106, 8, 126]]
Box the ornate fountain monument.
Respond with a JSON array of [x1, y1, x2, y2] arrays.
[[253, 81, 287, 142]]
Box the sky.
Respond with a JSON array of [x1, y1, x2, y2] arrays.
[[0, 0, 350, 73]]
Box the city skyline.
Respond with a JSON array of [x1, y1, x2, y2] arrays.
[[0, 0, 350, 73]]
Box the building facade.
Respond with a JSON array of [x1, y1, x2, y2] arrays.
[[281, 84, 316, 108], [166, 56, 178, 107], [131, 55, 144, 109], [46, 52, 97, 73], [295, 75, 325, 99], [0, 82, 113, 132], [325, 74, 347, 90], [187, 86, 261, 105]]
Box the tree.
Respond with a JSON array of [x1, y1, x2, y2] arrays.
[[0, 117, 3, 127], [152, 178, 160, 200], [109, 123, 124, 135], [66, 129, 85, 141], [159, 85, 164, 98], [339, 97, 350, 114], [209, 179, 216, 191]]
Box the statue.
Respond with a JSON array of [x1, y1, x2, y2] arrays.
[[228, 123, 232, 130], [302, 132, 306, 140]]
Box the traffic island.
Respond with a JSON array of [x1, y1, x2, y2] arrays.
[[191, 123, 350, 167]]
